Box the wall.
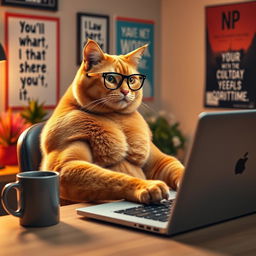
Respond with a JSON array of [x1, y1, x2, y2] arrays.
[[1, 0, 251, 154], [0, 0, 162, 113], [161, 0, 250, 150]]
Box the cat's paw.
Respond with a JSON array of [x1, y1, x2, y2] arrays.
[[136, 180, 169, 204]]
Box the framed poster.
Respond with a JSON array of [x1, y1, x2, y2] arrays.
[[116, 17, 154, 100], [205, 1, 256, 109], [5, 13, 60, 110], [77, 13, 109, 65], [1, 0, 58, 11]]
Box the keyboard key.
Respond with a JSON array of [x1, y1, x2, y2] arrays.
[[114, 199, 174, 222]]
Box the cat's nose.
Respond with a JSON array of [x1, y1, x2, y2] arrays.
[[120, 88, 129, 96]]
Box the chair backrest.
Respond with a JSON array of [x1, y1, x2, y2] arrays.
[[17, 122, 45, 172]]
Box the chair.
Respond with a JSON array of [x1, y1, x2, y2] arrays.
[[17, 122, 76, 205], [17, 122, 45, 172]]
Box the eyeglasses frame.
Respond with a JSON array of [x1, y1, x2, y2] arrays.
[[86, 72, 146, 91]]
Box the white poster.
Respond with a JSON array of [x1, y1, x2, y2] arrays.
[[77, 13, 109, 65], [5, 13, 60, 110]]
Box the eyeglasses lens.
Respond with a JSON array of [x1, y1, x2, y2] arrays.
[[104, 74, 123, 89], [128, 75, 144, 90]]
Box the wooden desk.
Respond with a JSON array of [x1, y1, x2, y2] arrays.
[[0, 165, 19, 182], [0, 203, 256, 256]]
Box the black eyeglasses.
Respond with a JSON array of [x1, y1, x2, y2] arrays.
[[86, 72, 146, 91]]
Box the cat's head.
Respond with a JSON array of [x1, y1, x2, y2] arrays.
[[72, 39, 147, 114]]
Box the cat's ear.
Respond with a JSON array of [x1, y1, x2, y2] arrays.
[[125, 44, 148, 65], [83, 39, 105, 70]]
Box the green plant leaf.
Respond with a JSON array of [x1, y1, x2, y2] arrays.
[[21, 99, 48, 124], [145, 112, 186, 156]]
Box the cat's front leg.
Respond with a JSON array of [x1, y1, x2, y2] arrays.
[[143, 142, 185, 190], [110, 160, 170, 203], [59, 160, 170, 204], [43, 141, 169, 204]]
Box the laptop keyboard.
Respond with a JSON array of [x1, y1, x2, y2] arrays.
[[114, 199, 174, 222]]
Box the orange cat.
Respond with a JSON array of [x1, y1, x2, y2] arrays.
[[40, 40, 184, 204]]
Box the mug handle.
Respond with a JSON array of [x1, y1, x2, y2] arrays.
[[1, 181, 23, 217]]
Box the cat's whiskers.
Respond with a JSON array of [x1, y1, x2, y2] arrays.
[[109, 92, 134, 103], [82, 98, 108, 110], [84, 95, 120, 112], [127, 94, 135, 101], [81, 90, 135, 113], [85, 98, 111, 112], [108, 92, 123, 99], [140, 102, 158, 115], [82, 94, 119, 109]]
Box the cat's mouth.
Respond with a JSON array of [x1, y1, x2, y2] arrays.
[[106, 92, 135, 110], [111, 94, 130, 103], [110, 95, 131, 108], [117, 97, 129, 106], [120, 97, 129, 103]]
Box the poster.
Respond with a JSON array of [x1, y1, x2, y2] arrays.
[[77, 13, 109, 65], [205, 1, 256, 108], [116, 17, 154, 100], [5, 13, 60, 110], [1, 0, 58, 11]]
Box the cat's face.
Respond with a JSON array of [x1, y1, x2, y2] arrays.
[[73, 40, 147, 114]]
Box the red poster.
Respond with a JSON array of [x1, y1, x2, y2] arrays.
[[205, 1, 256, 108], [5, 13, 60, 110]]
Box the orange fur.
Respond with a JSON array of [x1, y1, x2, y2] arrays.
[[40, 40, 184, 204]]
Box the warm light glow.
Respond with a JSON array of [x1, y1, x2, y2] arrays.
[[0, 57, 7, 112], [0, 43, 7, 112]]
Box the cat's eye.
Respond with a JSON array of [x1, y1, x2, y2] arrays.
[[128, 75, 144, 90], [106, 75, 117, 84], [129, 76, 136, 84]]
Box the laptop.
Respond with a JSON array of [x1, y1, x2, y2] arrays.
[[77, 110, 256, 236]]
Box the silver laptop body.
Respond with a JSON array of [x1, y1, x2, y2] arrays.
[[77, 110, 256, 236]]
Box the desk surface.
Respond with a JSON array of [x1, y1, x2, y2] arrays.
[[1, 203, 256, 256], [0, 166, 19, 182]]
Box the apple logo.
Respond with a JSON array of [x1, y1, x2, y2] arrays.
[[234, 152, 249, 175]]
